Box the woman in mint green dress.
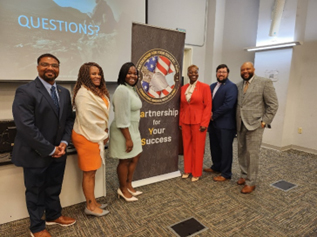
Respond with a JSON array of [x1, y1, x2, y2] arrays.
[[109, 62, 143, 202]]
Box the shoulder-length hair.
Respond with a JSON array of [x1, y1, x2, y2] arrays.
[[73, 62, 110, 106], [117, 62, 138, 86]]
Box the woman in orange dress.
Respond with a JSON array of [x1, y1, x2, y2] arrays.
[[72, 62, 110, 217]]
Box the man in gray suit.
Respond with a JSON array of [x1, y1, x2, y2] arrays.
[[12, 54, 75, 237], [236, 62, 278, 194]]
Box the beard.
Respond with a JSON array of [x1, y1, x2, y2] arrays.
[[43, 75, 56, 82], [42, 71, 58, 82], [241, 72, 253, 81], [217, 77, 227, 83]]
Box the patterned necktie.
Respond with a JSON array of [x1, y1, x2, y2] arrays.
[[50, 86, 60, 110], [243, 81, 249, 94]]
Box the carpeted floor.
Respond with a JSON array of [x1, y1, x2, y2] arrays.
[[1, 137, 317, 237]]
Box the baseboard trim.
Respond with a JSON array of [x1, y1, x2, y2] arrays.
[[132, 171, 181, 188], [262, 143, 317, 155]]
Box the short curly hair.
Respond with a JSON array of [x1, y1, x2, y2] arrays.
[[187, 64, 199, 72]]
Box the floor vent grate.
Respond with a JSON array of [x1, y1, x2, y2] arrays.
[[271, 180, 297, 191], [169, 217, 208, 237]]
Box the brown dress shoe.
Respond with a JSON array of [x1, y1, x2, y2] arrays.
[[30, 229, 51, 237], [237, 178, 246, 185], [213, 176, 229, 182], [203, 168, 218, 173], [241, 185, 256, 194], [46, 216, 76, 227]]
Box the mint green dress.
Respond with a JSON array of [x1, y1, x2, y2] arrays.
[[108, 84, 143, 159]]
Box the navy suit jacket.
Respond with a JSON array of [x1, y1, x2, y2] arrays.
[[208, 78, 238, 131], [12, 77, 74, 168]]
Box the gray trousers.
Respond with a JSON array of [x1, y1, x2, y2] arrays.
[[237, 122, 264, 186]]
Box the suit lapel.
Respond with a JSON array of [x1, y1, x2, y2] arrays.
[[57, 85, 64, 120], [190, 81, 200, 104], [183, 83, 190, 92], [35, 77, 59, 118], [210, 83, 216, 91], [214, 82, 224, 99], [237, 81, 244, 104], [242, 76, 257, 103], [210, 83, 216, 98]]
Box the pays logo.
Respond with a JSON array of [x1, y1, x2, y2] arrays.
[[136, 49, 181, 104]]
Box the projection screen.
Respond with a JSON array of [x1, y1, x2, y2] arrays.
[[0, 0, 145, 81]]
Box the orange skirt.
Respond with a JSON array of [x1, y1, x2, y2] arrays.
[[72, 130, 102, 171]]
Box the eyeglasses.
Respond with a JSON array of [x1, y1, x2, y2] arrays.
[[39, 63, 59, 68], [217, 71, 228, 74]]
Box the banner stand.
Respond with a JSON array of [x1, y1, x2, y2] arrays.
[[131, 23, 185, 184], [132, 171, 181, 188]]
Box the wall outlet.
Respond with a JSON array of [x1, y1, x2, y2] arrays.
[[298, 127, 302, 134]]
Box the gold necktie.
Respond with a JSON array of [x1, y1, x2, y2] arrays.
[[243, 81, 249, 94]]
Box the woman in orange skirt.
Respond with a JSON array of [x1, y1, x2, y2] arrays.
[[72, 62, 110, 217]]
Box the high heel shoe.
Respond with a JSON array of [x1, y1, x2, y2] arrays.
[[84, 207, 109, 217], [99, 203, 108, 209], [191, 177, 200, 182], [128, 188, 143, 196], [182, 173, 190, 179], [117, 188, 138, 202]]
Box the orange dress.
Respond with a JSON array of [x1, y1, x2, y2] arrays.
[[72, 97, 109, 171]]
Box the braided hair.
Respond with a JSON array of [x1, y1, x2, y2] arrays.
[[73, 62, 110, 106]]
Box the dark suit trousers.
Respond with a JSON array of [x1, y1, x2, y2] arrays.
[[209, 124, 235, 178], [23, 159, 66, 233]]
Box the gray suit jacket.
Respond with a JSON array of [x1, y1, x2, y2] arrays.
[[12, 77, 74, 168], [236, 75, 278, 131]]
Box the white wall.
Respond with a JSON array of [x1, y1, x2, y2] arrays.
[[290, 0, 317, 152], [195, 0, 259, 85], [254, 48, 293, 147], [256, 0, 297, 45], [252, 0, 317, 153], [147, 0, 207, 46], [204, 0, 225, 85], [221, 0, 259, 83], [291, 43, 317, 151]]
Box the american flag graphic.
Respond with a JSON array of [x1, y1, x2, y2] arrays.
[[142, 56, 175, 98], [145, 56, 158, 72]]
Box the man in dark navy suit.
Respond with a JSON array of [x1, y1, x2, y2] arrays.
[[12, 54, 75, 237], [204, 64, 238, 181]]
